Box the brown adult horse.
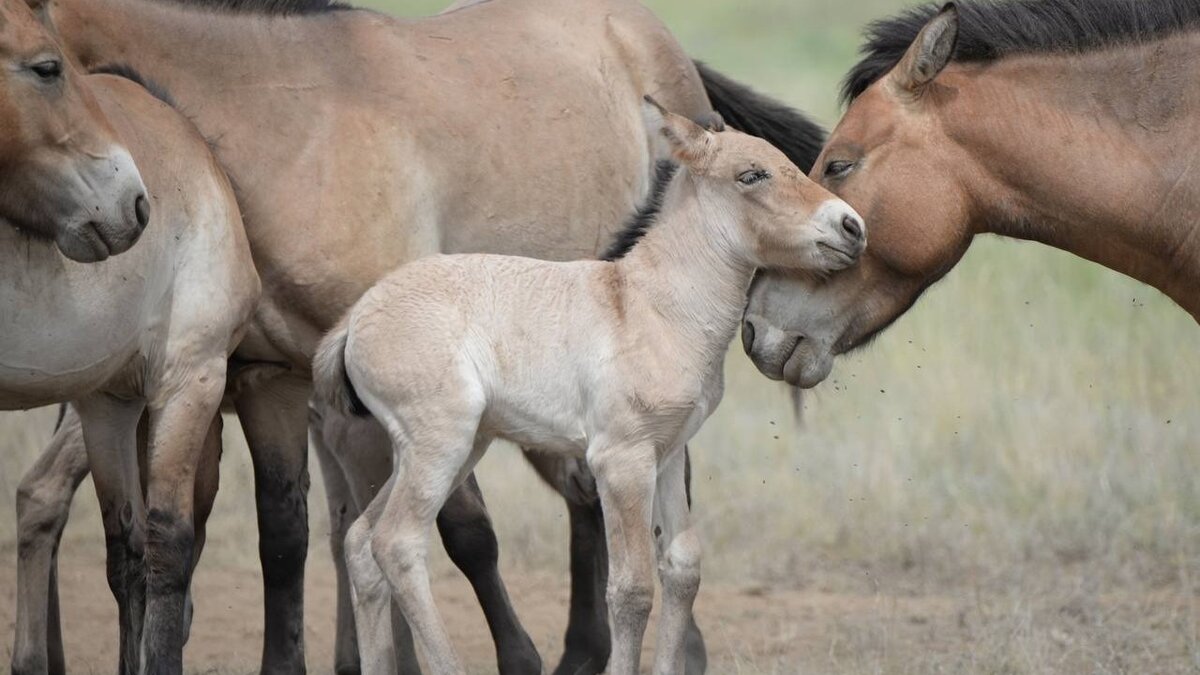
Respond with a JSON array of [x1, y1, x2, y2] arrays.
[[742, 0, 1200, 388], [16, 0, 827, 672], [0, 0, 147, 261]]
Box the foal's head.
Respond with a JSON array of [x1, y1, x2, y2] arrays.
[[644, 97, 865, 275], [0, 0, 148, 261]]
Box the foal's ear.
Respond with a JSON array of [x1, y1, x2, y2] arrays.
[[641, 95, 715, 171], [890, 3, 959, 98]]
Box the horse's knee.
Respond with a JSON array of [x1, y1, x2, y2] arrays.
[[607, 579, 654, 627], [144, 509, 194, 597], [15, 482, 69, 557], [660, 530, 701, 602]]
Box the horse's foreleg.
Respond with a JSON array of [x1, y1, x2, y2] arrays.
[[588, 442, 657, 675], [139, 358, 226, 674], [12, 407, 89, 675], [233, 372, 312, 675], [74, 394, 148, 675], [651, 446, 701, 675], [438, 473, 541, 675], [183, 413, 224, 646]]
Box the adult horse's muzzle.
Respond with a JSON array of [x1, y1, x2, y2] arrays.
[[741, 316, 834, 389], [54, 148, 150, 263]]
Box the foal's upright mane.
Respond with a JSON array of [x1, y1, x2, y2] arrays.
[[843, 0, 1200, 103]]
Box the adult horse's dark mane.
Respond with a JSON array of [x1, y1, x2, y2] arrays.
[[843, 0, 1200, 103], [602, 160, 677, 262], [160, 0, 350, 15]]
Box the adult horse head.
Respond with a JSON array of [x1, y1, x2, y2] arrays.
[[0, 0, 148, 262], [744, 0, 1200, 387]]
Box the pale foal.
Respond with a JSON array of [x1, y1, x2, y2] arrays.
[[313, 98, 866, 674]]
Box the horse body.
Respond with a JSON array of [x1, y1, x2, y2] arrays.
[[313, 103, 863, 674], [743, 1, 1200, 388], [7, 68, 259, 674]]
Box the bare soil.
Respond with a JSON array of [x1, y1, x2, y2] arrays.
[[2, 539, 1197, 674]]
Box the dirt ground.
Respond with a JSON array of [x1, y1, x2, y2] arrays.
[[2, 539, 1197, 674]]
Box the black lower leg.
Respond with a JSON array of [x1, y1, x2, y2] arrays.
[[553, 498, 610, 675], [141, 508, 194, 675], [438, 475, 541, 675], [254, 464, 310, 674]]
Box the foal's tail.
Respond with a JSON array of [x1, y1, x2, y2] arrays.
[[692, 61, 827, 173], [312, 321, 371, 417]]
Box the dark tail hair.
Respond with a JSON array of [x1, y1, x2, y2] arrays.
[[693, 61, 827, 173]]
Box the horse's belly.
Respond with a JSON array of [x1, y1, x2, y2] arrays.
[[484, 384, 590, 456]]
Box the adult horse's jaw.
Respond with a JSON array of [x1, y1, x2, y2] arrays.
[[741, 317, 835, 389]]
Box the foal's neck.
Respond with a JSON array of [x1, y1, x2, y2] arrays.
[[615, 173, 756, 364], [948, 41, 1200, 320]]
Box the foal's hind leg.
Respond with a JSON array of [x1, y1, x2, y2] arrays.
[[12, 407, 88, 675], [437, 473, 541, 674], [345, 476, 402, 675]]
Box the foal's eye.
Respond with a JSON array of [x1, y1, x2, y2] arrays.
[[30, 59, 63, 81], [823, 160, 855, 179], [737, 169, 770, 186]]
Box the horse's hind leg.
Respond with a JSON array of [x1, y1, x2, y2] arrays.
[[12, 407, 88, 675], [438, 473, 541, 674], [74, 394, 148, 675], [523, 451, 611, 675], [651, 446, 702, 675], [310, 409, 364, 675]]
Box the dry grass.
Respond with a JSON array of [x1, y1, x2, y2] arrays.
[[2, 0, 1199, 672]]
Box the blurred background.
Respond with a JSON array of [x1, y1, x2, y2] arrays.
[[2, 0, 1198, 672]]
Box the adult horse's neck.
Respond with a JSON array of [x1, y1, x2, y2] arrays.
[[616, 174, 756, 364], [946, 35, 1200, 319]]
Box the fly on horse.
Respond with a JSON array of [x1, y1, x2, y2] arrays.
[[743, 0, 1200, 387], [14, 0, 827, 671]]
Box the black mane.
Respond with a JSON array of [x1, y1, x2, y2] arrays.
[[843, 0, 1200, 103], [159, 0, 350, 15], [90, 63, 177, 108], [601, 160, 678, 262]]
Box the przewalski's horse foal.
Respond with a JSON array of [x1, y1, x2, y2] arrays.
[[1, 36, 260, 675], [0, 0, 147, 262], [742, 0, 1200, 388], [313, 99, 865, 675]]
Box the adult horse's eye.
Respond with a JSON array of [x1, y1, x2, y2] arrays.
[[737, 169, 770, 186], [824, 160, 855, 179], [30, 59, 63, 81]]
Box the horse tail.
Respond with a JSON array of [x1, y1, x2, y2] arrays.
[[692, 61, 828, 173], [312, 320, 371, 417]]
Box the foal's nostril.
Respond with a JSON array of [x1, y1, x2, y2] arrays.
[[841, 214, 864, 243], [134, 194, 150, 229], [741, 319, 756, 355]]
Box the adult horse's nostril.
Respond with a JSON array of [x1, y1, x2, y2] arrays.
[[741, 319, 756, 355], [841, 214, 863, 243], [134, 194, 150, 229]]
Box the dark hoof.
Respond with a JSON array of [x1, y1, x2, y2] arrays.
[[498, 643, 543, 675]]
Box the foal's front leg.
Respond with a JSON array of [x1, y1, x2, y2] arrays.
[[588, 442, 658, 675], [651, 446, 701, 675]]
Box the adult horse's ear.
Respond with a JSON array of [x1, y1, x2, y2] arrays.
[[890, 3, 959, 98], [641, 95, 714, 170]]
